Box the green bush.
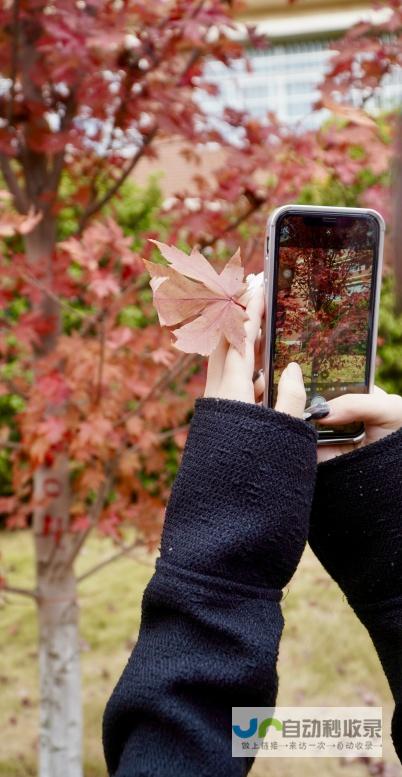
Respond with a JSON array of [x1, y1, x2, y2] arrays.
[[377, 271, 402, 394]]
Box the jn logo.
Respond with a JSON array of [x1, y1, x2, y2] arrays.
[[232, 717, 283, 739]]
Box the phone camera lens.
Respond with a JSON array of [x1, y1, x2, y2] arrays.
[[283, 268, 293, 279]]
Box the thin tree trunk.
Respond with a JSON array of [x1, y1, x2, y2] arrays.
[[25, 217, 84, 777], [37, 565, 82, 777], [34, 456, 83, 777]]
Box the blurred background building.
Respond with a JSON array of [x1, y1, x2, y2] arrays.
[[137, 0, 402, 194], [204, 0, 401, 129]]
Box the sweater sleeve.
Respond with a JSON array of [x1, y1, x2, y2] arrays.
[[308, 427, 402, 764], [102, 396, 318, 777]]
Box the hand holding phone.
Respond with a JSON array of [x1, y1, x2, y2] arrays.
[[315, 384, 402, 461]]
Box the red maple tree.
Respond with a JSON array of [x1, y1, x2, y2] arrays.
[[0, 1, 399, 775], [0, 2, 319, 775]]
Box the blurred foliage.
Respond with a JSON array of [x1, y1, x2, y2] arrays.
[[0, 175, 171, 510], [57, 172, 165, 243], [377, 271, 402, 394]]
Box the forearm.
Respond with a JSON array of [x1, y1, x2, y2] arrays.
[[103, 562, 284, 776], [309, 427, 402, 761], [103, 397, 318, 776]]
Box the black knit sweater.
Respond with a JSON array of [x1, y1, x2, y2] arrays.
[[309, 424, 402, 764], [102, 396, 402, 775]]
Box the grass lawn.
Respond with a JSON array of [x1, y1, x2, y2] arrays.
[[274, 354, 366, 386], [0, 530, 400, 777]]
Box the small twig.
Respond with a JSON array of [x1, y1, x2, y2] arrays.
[[0, 154, 28, 214], [124, 422, 190, 456], [199, 198, 264, 250], [121, 352, 198, 426], [78, 273, 148, 339], [18, 268, 93, 321], [76, 539, 147, 584], [2, 584, 38, 600], [94, 313, 106, 405], [0, 376, 28, 400], [66, 460, 117, 567]]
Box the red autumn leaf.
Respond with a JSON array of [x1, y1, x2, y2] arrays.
[[37, 371, 70, 404], [144, 241, 249, 356], [150, 347, 176, 367], [319, 97, 377, 129], [71, 514, 91, 533], [89, 274, 120, 299], [37, 416, 67, 446], [18, 208, 43, 235], [0, 206, 42, 237]]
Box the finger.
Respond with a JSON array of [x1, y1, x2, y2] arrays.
[[243, 283, 265, 344], [315, 387, 402, 428], [275, 362, 307, 419], [254, 327, 264, 373], [204, 333, 229, 397], [223, 283, 265, 379], [254, 370, 265, 400], [372, 384, 387, 395]]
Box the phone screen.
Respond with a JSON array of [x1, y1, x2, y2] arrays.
[[269, 211, 381, 440]]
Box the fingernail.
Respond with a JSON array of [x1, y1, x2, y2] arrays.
[[286, 362, 302, 378], [306, 402, 331, 420], [252, 368, 264, 382], [311, 404, 330, 420]]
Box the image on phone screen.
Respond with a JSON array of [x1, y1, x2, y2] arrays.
[[270, 213, 380, 439]]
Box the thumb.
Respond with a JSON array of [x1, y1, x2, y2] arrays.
[[275, 362, 307, 419]]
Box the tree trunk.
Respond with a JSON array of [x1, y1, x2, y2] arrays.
[[25, 216, 84, 777], [37, 566, 82, 777], [34, 457, 83, 777]]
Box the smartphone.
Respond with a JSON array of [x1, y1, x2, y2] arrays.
[[263, 204, 385, 445]]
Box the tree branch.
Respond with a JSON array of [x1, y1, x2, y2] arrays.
[[122, 352, 197, 423], [77, 126, 158, 234], [18, 268, 94, 322], [76, 539, 151, 584], [7, 0, 20, 127], [200, 195, 265, 250], [2, 584, 38, 600], [94, 312, 106, 405], [66, 460, 118, 567], [0, 154, 28, 213]]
